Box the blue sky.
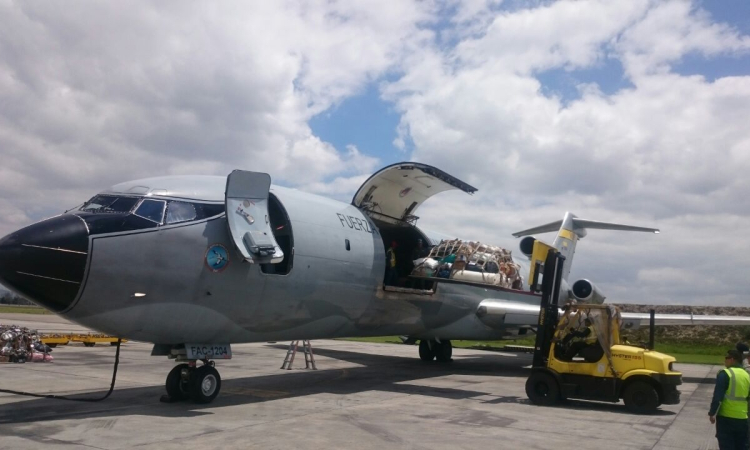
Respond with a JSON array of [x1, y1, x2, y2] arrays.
[[700, 0, 750, 35], [309, 84, 404, 168]]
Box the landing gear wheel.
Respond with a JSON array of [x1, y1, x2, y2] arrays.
[[189, 365, 221, 404], [435, 340, 453, 363], [164, 364, 191, 402], [623, 381, 659, 414], [525, 371, 560, 406], [83, 342, 95, 347], [419, 340, 435, 361]]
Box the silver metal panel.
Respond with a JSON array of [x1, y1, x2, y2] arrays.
[[272, 186, 380, 268], [69, 218, 256, 343], [225, 170, 282, 263]]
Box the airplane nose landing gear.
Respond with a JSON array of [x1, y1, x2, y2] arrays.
[[164, 364, 191, 401], [190, 364, 221, 403], [161, 360, 222, 404]]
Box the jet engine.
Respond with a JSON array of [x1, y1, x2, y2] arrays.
[[570, 279, 606, 304], [519, 236, 536, 257]]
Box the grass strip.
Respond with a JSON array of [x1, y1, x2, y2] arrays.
[[338, 336, 726, 365], [0, 305, 54, 315]]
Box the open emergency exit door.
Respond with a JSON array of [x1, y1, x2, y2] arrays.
[[225, 170, 284, 264]]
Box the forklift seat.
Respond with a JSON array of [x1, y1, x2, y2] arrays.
[[580, 345, 604, 363]]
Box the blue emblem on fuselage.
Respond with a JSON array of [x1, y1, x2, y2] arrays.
[[205, 244, 229, 272]]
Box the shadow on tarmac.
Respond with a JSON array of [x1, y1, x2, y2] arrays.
[[0, 345, 676, 425]]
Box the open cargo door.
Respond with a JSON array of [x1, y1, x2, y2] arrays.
[[352, 162, 477, 225], [225, 170, 284, 264]]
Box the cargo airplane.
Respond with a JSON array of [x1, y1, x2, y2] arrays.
[[0, 162, 747, 403]]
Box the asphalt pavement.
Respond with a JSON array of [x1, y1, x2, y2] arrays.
[[0, 313, 724, 450]]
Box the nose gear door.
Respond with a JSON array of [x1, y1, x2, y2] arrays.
[[225, 170, 284, 264]]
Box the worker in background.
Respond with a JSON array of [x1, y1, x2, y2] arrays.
[[708, 349, 749, 450], [563, 318, 597, 361], [385, 241, 398, 286]]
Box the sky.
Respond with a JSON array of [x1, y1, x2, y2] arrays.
[[0, 0, 749, 305]]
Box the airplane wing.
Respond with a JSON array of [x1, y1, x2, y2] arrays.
[[620, 312, 750, 328], [475, 299, 750, 330]]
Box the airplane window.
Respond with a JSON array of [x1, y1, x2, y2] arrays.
[[195, 203, 225, 220], [80, 195, 139, 213], [166, 201, 197, 224], [134, 199, 166, 223]]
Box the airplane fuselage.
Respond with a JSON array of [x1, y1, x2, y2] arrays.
[[0, 175, 540, 345]]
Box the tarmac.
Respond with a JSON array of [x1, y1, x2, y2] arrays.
[[0, 313, 727, 450]]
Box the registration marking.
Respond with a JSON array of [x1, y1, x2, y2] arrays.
[[185, 343, 232, 360]]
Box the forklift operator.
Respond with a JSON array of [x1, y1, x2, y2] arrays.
[[562, 318, 598, 361]]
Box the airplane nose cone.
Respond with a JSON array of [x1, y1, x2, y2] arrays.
[[0, 215, 89, 312]]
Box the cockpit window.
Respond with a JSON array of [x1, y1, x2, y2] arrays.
[[134, 199, 166, 223], [81, 195, 139, 213], [77, 194, 223, 234], [166, 201, 197, 224], [196, 203, 225, 219]]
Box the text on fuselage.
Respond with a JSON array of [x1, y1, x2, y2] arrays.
[[337, 213, 376, 234]]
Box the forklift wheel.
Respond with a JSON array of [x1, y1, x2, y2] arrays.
[[623, 381, 659, 414], [525, 372, 560, 406]]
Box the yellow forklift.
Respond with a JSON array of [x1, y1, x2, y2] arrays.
[[525, 248, 682, 414]]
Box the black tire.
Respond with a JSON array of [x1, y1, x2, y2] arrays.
[[525, 372, 560, 406], [189, 365, 221, 404], [83, 342, 95, 347], [165, 364, 191, 401], [47, 344, 57, 348], [623, 381, 659, 414], [419, 340, 435, 361], [110, 342, 118, 346], [435, 340, 453, 363]]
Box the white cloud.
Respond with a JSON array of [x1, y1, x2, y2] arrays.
[[387, 0, 750, 305], [0, 1, 432, 235], [299, 174, 371, 200], [1, 0, 749, 307], [453, 0, 648, 74], [615, 1, 750, 78]]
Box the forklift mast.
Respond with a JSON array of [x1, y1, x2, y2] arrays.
[[531, 248, 566, 368]]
